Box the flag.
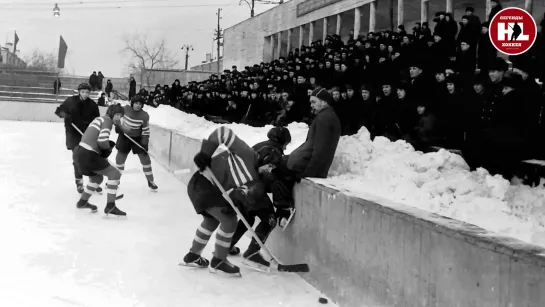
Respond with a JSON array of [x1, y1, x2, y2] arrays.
[[13, 31, 19, 53], [58, 35, 68, 69]]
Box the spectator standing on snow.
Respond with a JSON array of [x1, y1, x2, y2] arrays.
[[129, 76, 137, 99], [97, 72, 105, 91], [105, 79, 113, 98], [53, 77, 61, 94], [89, 72, 98, 91]]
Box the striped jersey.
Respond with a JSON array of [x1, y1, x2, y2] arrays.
[[79, 116, 113, 153], [201, 126, 259, 191], [121, 105, 150, 142]]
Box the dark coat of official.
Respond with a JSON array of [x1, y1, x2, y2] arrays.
[[56, 95, 100, 150], [287, 105, 341, 178]]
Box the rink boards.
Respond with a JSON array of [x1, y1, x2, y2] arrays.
[[2, 100, 545, 307], [145, 123, 545, 307]]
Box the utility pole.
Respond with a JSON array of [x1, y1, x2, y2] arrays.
[[214, 8, 223, 73], [181, 45, 194, 71]]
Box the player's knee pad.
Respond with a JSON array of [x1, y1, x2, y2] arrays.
[[220, 214, 238, 233], [104, 165, 121, 180], [90, 175, 104, 185], [116, 151, 129, 164], [138, 153, 151, 164]]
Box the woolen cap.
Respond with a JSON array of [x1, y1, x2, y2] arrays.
[[311, 88, 332, 104]]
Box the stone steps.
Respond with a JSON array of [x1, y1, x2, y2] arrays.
[[0, 85, 74, 95]]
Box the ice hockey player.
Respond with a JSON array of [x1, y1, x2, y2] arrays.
[[227, 127, 291, 272], [72, 104, 127, 216], [55, 83, 100, 194], [180, 126, 278, 277], [114, 96, 158, 191]]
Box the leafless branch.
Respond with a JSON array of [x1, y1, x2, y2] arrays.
[[120, 33, 179, 87]]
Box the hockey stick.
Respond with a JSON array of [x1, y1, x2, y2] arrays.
[[203, 168, 310, 273], [121, 131, 191, 176]]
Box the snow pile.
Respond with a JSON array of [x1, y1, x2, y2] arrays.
[[328, 127, 545, 245], [140, 104, 308, 153], [127, 103, 545, 246]]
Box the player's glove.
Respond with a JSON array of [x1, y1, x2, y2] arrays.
[[194, 152, 211, 172], [99, 141, 116, 158], [55, 106, 72, 121], [140, 142, 149, 152], [115, 126, 123, 134]]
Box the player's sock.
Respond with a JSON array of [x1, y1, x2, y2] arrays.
[[214, 228, 234, 260], [105, 179, 120, 203], [76, 178, 84, 193], [190, 224, 214, 255]]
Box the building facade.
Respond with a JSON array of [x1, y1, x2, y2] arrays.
[[223, 0, 542, 70]]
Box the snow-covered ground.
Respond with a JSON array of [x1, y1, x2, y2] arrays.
[[137, 104, 545, 247], [0, 120, 335, 307]]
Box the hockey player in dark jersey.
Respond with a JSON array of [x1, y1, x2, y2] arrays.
[[227, 127, 291, 272], [55, 83, 100, 194], [115, 96, 158, 191], [72, 104, 127, 216], [180, 126, 279, 277]]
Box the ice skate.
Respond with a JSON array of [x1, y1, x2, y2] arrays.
[[242, 249, 270, 273], [76, 199, 98, 212], [148, 180, 158, 192], [104, 202, 126, 217], [209, 257, 242, 277], [228, 246, 240, 256], [179, 251, 209, 268]]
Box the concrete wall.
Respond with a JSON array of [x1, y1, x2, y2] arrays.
[[0, 101, 106, 122], [223, 0, 542, 69], [144, 122, 545, 307], [190, 60, 223, 73]]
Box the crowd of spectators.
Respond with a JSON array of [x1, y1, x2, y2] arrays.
[[131, 3, 545, 182]]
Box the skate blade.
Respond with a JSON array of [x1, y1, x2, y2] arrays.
[[103, 213, 127, 219], [281, 209, 296, 231], [178, 262, 208, 269], [209, 267, 242, 277], [149, 188, 158, 193], [242, 258, 270, 273]]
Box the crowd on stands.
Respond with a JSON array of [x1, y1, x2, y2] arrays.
[[129, 3, 545, 182]]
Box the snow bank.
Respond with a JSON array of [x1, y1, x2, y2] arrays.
[[128, 103, 545, 246]]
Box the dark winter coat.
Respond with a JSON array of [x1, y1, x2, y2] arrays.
[[287, 106, 341, 178], [56, 95, 100, 150]]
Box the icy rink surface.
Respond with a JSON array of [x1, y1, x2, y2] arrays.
[[0, 120, 335, 307]]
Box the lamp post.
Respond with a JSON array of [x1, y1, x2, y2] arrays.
[[53, 3, 61, 101], [181, 45, 194, 71]]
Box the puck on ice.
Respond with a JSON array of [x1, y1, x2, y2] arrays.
[[318, 297, 328, 304]]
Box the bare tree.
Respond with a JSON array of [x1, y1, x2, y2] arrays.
[[121, 33, 179, 89], [24, 49, 58, 72]]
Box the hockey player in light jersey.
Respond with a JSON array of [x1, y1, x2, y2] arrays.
[[115, 96, 158, 191], [180, 126, 281, 277], [72, 104, 127, 216]]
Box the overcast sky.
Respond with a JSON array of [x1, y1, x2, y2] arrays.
[[0, 0, 274, 78]]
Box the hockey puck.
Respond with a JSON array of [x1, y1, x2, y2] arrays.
[[318, 297, 328, 304]]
